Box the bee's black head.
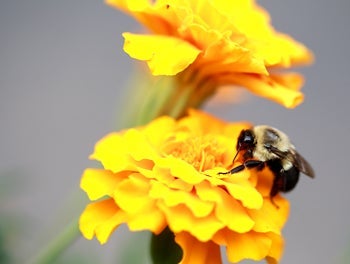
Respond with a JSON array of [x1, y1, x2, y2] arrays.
[[237, 129, 255, 151]]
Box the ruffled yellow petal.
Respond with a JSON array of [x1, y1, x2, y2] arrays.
[[113, 173, 152, 214], [224, 180, 263, 209], [150, 180, 214, 218], [79, 199, 125, 244], [175, 232, 222, 264], [226, 232, 272, 263], [214, 229, 272, 263], [159, 203, 224, 242], [142, 116, 176, 148], [89, 132, 135, 173], [156, 157, 204, 185], [126, 208, 166, 235], [80, 169, 129, 201], [123, 33, 201, 75], [266, 233, 285, 264], [196, 182, 254, 233], [249, 196, 290, 234], [218, 73, 304, 108]]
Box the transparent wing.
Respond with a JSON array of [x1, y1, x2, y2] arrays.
[[267, 145, 315, 178]]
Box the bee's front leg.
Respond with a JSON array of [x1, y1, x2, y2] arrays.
[[219, 160, 265, 175]]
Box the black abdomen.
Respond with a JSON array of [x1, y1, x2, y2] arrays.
[[267, 159, 300, 197]]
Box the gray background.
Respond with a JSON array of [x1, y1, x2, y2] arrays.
[[1, 0, 349, 263]]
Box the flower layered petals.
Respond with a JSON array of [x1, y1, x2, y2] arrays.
[[107, 0, 185, 35], [90, 129, 159, 173], [122, 129, 159, 161], [113, 173, 151, 214], [175, 232, 222, 264], [219, 73, 304, 108], [80, 169, 128, 200], [196, 181, 255, 233], [150, 180, 214, 218], [270, 72, 305, 91], [156, 157, 204, 185], [159, 203, 224, 242], [123, 33, 201, 76], [266, 232, 285, 264], [197, 174, 263, 210], [255, 168, 274, 197], [226, 231, 272, 263], [79, 199, 125, 244], [249, 196, 290, 234], [142, 116, 176, 147], [80, 110, 291, 262], [214, 228, 272, 263], [199, 38, 268, 75], [211, 0, 313, 67], [109, 0, 313, 108], [90, 132, 133, 173], [180, 108, 249, 137], [126, 208, 167, 235], [224, 180, 263, 209]]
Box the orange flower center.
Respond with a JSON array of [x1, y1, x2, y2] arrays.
[[163, 135, 227, 172]]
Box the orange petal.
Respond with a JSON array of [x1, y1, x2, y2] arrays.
[[123, 33, 201, 76], [255, 168, 274, 197], [219, 73, 304, 108], [214, 229, 272, 263], [249, 196, 290, 234], [175, 232, 222, 264], [270, 72, 305, 91], [265, 232, 285, 264], [224, 180, 263, 209]]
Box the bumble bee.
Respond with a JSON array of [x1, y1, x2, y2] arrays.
[[220, 125, 315, 206]]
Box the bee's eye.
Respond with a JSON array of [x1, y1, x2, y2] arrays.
[[242, 133, 254, 144], [237, 130, 254, 150]]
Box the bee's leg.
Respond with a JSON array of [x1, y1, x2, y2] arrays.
[[270, 196, 280, 209], [244, 160, 265, 170], [269, 173, 284, 209], [219, 160, 264, 175], [218, 164, 245, 175]]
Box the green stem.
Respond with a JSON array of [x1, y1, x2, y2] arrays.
[[27, 218, 80, 264]]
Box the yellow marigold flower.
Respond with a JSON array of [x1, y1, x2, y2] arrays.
[[79, 110, 290, 263], [106, 0, 313, 108]]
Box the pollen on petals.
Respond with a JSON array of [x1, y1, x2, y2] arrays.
[[79, 110, 289, 263]]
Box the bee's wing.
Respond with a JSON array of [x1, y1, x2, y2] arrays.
[[292, 151, 315, 178], [267, 145, 315, 178]]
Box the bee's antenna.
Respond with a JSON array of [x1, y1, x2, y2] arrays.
[[231, 147, 241, 163], [217, 147, 241, 176]]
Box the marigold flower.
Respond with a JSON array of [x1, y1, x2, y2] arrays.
[[79, 110, 290, 263], [106, 0, 313, 108]]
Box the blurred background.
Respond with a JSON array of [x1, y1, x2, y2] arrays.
[[1, 0, 349, 263]]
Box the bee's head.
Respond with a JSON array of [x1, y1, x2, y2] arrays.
[[237, 129, 255, 151]]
